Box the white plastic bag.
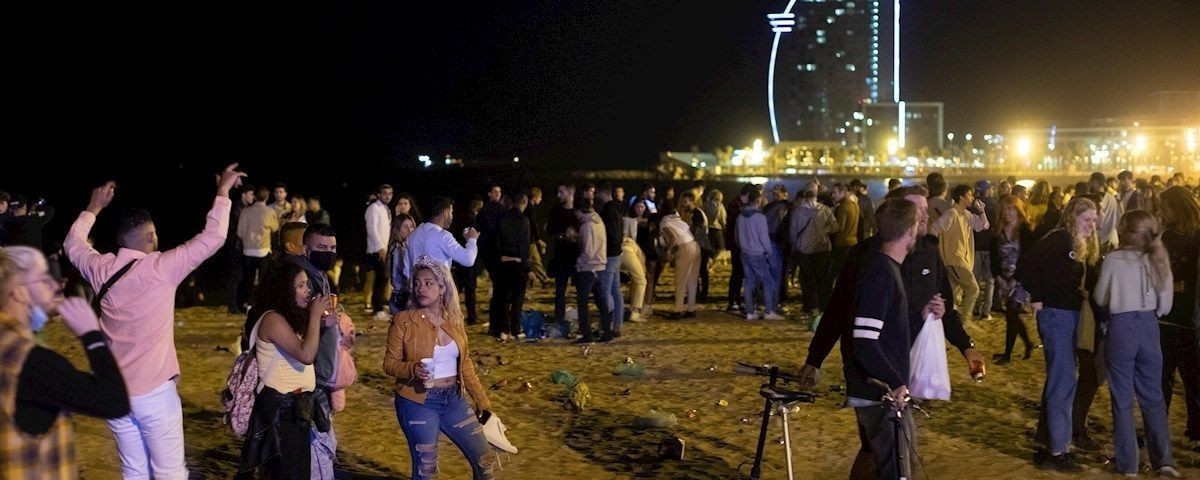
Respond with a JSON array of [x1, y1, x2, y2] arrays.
[[908, 313, 951, 401]]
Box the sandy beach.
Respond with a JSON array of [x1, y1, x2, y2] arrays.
[[53, 262, 1200, 479]]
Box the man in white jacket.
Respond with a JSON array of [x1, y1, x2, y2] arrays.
[[573, 198, 612, 343]]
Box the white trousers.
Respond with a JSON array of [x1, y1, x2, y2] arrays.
[[107, 379, 188, 480]]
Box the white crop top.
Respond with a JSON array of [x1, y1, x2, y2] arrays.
[[431, 338, 460, 380], [255, 336, 316, 393]]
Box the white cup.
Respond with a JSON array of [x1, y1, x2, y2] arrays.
[[420, 358, 434, 388]]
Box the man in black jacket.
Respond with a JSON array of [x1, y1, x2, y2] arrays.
[[491, 194, 533, 340], [799, 186, 986, 479], [597, 182, 627, 336], [845, 197, 920, 480]]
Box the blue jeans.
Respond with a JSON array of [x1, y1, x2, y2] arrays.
[[554, 270, 573, 336], [602, 256, 624, 334], [394, 388, 494, 480], [741, 253, 779, 315], [1106, 311, 1174, 473], [1037, 307, 1080, 454], [575, 270, 612, 340]]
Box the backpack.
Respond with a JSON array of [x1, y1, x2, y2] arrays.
[[521, 310, 546, 339], [221, 311, 279, 437]]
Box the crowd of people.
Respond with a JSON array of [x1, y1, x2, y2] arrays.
[[0, 164, 1198, 479]]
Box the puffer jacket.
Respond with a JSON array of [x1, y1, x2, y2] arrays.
[[790, 201, 838, 254]]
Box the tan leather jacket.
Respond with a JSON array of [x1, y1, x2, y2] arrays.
[[382, 308, 491, 410]]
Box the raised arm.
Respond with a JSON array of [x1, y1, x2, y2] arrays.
[[65, 182, 117, 284], [160, 164, 244, 284]]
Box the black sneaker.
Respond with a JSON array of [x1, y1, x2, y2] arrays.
[[993, 356, 1012, 365], [1035, 452, 1083, 472], [598, 333, 615, 343], [1073, 432, 1102, 452], [572, 336, 595, 345], [682, 311, 697, 319]]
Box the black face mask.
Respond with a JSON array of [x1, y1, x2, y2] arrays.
[[308, 251, 337, 271]]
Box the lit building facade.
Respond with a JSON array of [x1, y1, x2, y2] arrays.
[[862, 102, 944, 153], [767, 0, 895, 144]]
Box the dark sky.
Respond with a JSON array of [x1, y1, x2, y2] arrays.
[[11, 1, 1200, 174]]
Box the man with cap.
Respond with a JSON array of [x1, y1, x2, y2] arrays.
[[971, 180, 998, 320]]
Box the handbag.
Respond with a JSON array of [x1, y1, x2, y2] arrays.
[[1075, 263, 1097, 352]]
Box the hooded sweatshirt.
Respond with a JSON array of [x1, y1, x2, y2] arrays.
[[576, 211, 607, 273], [736, 208, 772, 257], [1094, 249, 1173, 317]]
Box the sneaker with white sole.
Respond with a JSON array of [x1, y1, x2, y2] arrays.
[[746, 313, 760, 321], [764, 312, 785, 321], [479, 412, 518, 454], [372, 311, 391, 321], [628, 312, 648, 323], [1158, 466, 1183, 479]]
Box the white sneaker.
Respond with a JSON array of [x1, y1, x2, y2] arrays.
[[764, 312, 785, 321], [1158, 466, 1183, 479], [746, 313, 759, 321], [628, 312, 648, 323], [480, 413, 518, 453], [373, 311, 391, 321]]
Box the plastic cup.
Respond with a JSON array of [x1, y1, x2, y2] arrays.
[[420, 358, 434, 388]]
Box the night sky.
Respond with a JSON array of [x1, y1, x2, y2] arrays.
[[11, 1, 1200, 175]]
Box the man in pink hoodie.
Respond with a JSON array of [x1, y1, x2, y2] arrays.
[[65, 163, 246, 480]]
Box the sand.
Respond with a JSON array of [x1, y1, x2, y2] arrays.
[[48, 261, 1200, 479]]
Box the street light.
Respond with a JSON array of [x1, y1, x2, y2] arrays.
[[1015, 137, 1032, 157], [1132, 135, 1148, 155], [886, 138, 899, 156]]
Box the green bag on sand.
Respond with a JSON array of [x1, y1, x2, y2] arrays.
[[613, 363, 647, 378], [569, 382, 591, 411], [550, 370, 578, 387]]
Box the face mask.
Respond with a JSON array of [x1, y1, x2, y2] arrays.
[[29, 305, 49, 332], [309, 251, 337, 271]]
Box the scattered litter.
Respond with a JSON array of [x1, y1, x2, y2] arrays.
[[612, 388, 631, 396], [829, 385, 843, 393], [640, 351, 654, 358], [213, 345, 231, 353], [613, 362, 647, 378], [496, 355, 507, 366], [685, 409, 698, 418], [491, 380, 508, 390], [631, 410, 677, 429], [624, 357, 634, 364], [550, 370, 578, 387], [581, 345, 592, 356], [740, 417, 751, 423], [658, 437, 686, 460], [707, 365, 716, 372], [517, 382, 533, 393], [717, 399, 729, 407], [569, 383, 590, 411]]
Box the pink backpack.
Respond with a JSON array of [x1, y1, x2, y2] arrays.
[[329, 315, 358, 412], [221, 311, 278, 437]]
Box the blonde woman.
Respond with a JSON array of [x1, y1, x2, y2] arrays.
[[1094, 210, 1181, 478], [383, 256, 497, 479], [1018, 196, 1099, 472]]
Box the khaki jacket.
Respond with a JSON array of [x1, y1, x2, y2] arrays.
[[382, 309, 492, 410]]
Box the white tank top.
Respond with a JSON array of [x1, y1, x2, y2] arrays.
[[256, 330, 316, 393], [431, 338, 460, 380]]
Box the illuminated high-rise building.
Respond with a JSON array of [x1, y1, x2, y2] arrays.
[[767, 0, 896, 144]]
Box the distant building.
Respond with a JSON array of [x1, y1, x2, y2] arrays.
[[862, 102, 944, 153], [767, 0, 895, 144]]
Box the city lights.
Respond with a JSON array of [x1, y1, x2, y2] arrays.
[[1132, 135, 1148, 154], [1187, 129, 1197, 153], [1015, 137, 1032, 157], [886, 137, 899, 156]]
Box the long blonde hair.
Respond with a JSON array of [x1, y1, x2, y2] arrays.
[[1118, 210, 1172, 291], [1057, 197, 1100, 266], [409, 256, 463, 326]]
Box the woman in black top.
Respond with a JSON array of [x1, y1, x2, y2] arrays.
[[0, 245, 129, 476], [991, 195, 1036, 364], [1018, 196, 1099, 470], [1158, 186, 1200, 442]]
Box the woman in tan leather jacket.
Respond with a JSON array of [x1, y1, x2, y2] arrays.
[[383, 255, 494, 480]]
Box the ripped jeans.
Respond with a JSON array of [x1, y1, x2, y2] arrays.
[[395, 388, 494, 480]]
